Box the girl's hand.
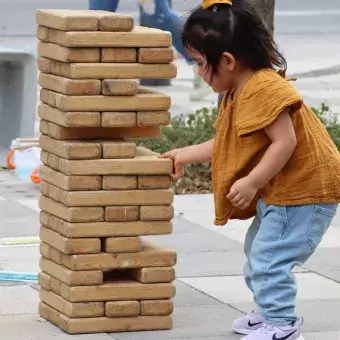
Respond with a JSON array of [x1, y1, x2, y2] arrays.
[[227, 176, 258, 210], [159, 148, 185, 179]]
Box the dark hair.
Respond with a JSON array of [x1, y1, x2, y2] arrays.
[[182, 0, 287, 76]]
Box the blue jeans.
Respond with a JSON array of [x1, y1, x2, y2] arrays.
[[244, 198, 338, 326], [89, 0, 119, 11]]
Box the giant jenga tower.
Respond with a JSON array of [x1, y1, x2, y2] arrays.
[[36, 9, 178, 334]]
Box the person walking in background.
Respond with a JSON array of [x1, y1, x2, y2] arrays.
[[88, 0, 212, 100]]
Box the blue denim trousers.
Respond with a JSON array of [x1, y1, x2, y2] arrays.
[[244, 198, 338, 326]]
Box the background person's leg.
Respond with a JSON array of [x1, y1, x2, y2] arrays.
[[89, 0, 119, 11]]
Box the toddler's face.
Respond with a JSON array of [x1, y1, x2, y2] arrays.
[[187, 49, 235, 93]]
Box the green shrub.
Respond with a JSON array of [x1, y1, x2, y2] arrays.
[[136, 107, 217, 194], [311, 103, 340, 150], [136, 103, 340, 194]]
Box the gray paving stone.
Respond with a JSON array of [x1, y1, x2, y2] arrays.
[[0, 181, 39, 200], [144, 221, 243, 253], [0, 245, 40, 272], [331, 209, 340, 228], [233, 300, 340, 333], [111, 304, 243, 340], [0, 314, 116, 340], [175, 250, 247, 277], [175, 251, 307, 278], [304, 331, 340, 340], [174, 280, 222, 306], [0, 286, 38, 315], [0, 200, 39, 238], [304, 248, 340, 283]]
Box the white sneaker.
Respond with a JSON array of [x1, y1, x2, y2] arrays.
[[241, 318, 305, 340], [233, 311, 265, 335]]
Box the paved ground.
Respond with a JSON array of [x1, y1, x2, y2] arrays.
[[0, 170, 340, 339], [0, 1, 340, 338]]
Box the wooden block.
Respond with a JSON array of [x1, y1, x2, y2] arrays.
[[40, 150, 172, 175], [140, 206, 174, 221], [39, 195, 104, 223], [100, 140, 136, 159], [41, 243, 63, 265], [67, 62, 177, 79], [40, 211, 173, 238], [40, 120, 160, 140], [138, 47, 173, 64], [36, 10, 134, 32], [51, 276, 63, 295], [39, 302, 172, 334], [40, 165, 101, 191], [40, 88, 170, 111], [102, 79, 138, 96], [140, 300, 174, 316], [39, 135, 102, 160], [102, 175, 137, 190], [49, 246, 63, 265], [40, 26, 171, 47], [40, 288, 104, 318], [137, 111, 170, 126], [37, 57, 176, 79], [138, 175, 172, 189], [105, 207, 139, 222], [38, 42, 100, 63], [60, 278, 176, 302], [36, 10, 99, 31], [129, 267, 175, 283], [40, 257, 103, 286], [60, 241, 177, 271], [38, 57, 51, 73], [40, 226, 101, 255], [101, 112, 137, 127], [37, 26, 49, 41], [38, 104, 100, 128], [41, 181, 174, 207], [105, 301, 139, 317], [39, 73, 101, 96], [98, 12, 134, 32], [40, 241, 51, 259], [103, 236, 142, 253], [38, 271, 51, 291], [101, 48, 137, 63]]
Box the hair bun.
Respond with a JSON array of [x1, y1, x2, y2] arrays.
[[202, 0, 232, 10]]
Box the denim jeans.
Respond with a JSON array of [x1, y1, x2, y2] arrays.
[[244, 198, 338, 326], [89, 0, 119, 12]]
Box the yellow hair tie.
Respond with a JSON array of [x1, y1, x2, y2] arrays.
[[202, 0, 232, 10]]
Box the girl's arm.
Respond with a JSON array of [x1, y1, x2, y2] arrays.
[[178, 138, 215, 163], [159, 138, 214, 179], [227, 108, 297, 209], [248, 108, 297, 189]]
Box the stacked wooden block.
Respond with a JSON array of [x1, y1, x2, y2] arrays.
[[36, 10, 177, 334]]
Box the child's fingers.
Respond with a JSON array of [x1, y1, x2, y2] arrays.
[[171, 164, 183, 179], [158, 152, 171, 158], [227, 188, 238, 200]]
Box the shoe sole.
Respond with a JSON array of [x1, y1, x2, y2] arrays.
[[296, 336, 305, 340], [232, 327, 256, 335]]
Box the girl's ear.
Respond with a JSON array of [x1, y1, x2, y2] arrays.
[[221, 52, 236, 71]]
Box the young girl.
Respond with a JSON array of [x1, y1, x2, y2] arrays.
[[160, 1, 340, 339]]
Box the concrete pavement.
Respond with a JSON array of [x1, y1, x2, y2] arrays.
[[0, 170, 340, 339]]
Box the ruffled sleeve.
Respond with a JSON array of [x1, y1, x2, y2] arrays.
[[235, 70, 303, 136]]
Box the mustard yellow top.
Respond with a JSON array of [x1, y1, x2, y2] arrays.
[[212, 69, 340, 226]]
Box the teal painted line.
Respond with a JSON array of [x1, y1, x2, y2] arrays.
[[0, 271, 38, 282]]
